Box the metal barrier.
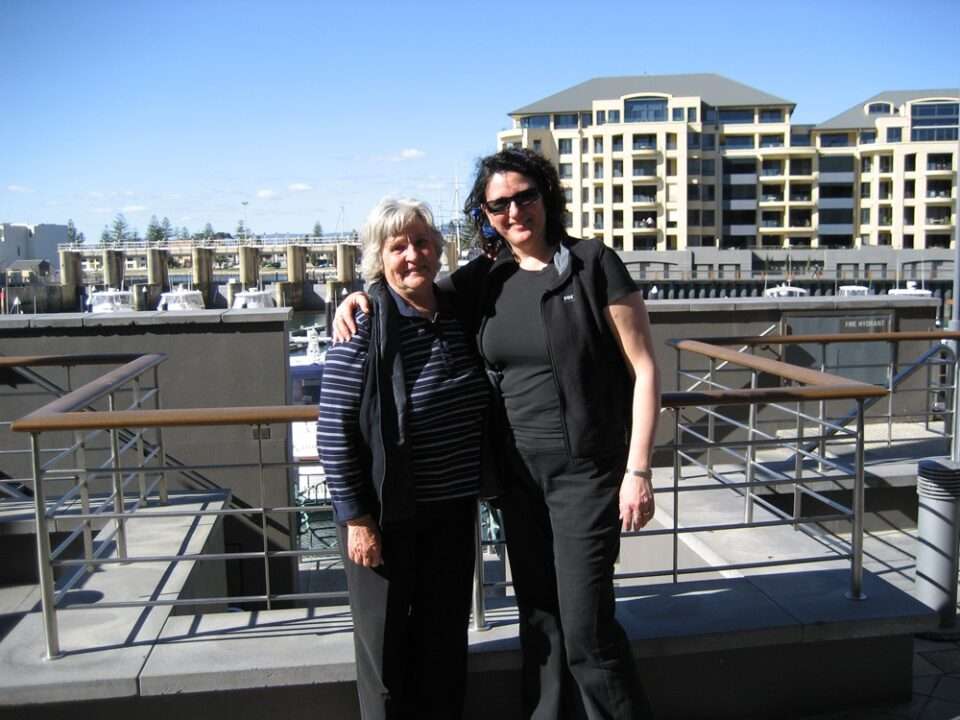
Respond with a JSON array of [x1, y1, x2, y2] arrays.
[[7, 333, 957, 658]]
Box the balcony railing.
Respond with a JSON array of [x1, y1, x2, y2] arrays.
[[7, 333, 960, 658]]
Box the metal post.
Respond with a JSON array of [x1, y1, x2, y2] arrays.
[[66, 367, 95, 571], [953, 347, 960, 464], [848, 400, 866, 600], [154, 366, 168, 504], [133, 378, 147, 502], [793, 401, 804, 529], [30, 434, 61, 659], [706, 359, 715, 471], [817, 342, 828, 472], [887, 341, 895, 447], [672, 408, 681, 584], [107, 394, 127, 560], [257, 425, 272, 610], [471, 500, 488, 631], [744, 370, 758, 524]]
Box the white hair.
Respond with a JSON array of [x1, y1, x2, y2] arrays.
[[359, 198, 445, 282]]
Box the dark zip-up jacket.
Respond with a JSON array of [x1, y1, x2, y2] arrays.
[[447, 237, 635, 459]]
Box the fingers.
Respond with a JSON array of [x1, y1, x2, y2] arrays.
[[357, 294, 371, 315], [347, 523, 383, 567], [619, 475, 655, 532]]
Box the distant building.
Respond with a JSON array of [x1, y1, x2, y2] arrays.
[[0, 223, 68, 273], [5, 259, 51, 285], [496, 74, 958, 252]]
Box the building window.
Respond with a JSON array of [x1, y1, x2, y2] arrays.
[[633, 160, 656, 176], [582, 187, 589, 203], [759, 109, 784, 123], [520, 115, 550, 129], [718, 108, 754, 124], [701, 159, 716, 176], [608, 110, 620, 123], [594, 161, 603, 179], [702, 210, 715, 226], [612, 235, 623, 250], [596, 110, 606, 126], [594, 187, 604, 204], [688, 209, 700, 226], [532, 139, 542, 153], [594, 137, 603, 153], [702, 185, 716, 201], [687, 158, 701, 175], [861, 156, 872, 173], [927, 154, 953, 171], [563, 212, 573, 228], [904, 179, 915, 198], [613, 210, 623, 228], [820, 155, 855, 172], [593, 211, 604, 229], [722, 135, 754, 149], [701, 133, 716, 150], [790, 131, 812, 147], [581, 138, 588, 154], [886, 127, 902, 142], [903, 206, 915, 225], [860, 130, 876, 144], [666, 158, 677, 176], [760, 134, 784, 148], [580, 112, 592, 128], [581, 163, 588, 177], [581, 212, 589, 228], [563, 187, 573, 203], [868, 102, 892, 114], [612, 185, 623, 203], [688, 183, 700, 200], [688, 107, 698, 122], [879, 155, 893, 173], [672, 107, 684, 121], [904, 234, 914, 248], [687, 131, 700, 149], [666, 133, 677, 150], [912, 127, 959, 141], [624, 97, 667, 122], [554, 113, 579, 129], [558, 138, 572, 155], [612, 134, 623, 152], [879, 180, 892, 199], [905, 153, 916, 172], [860, 181, 871, 199], [612, 159, 623, 178], [820, 133, 851, 147], [859, 208, 871, 224], [558, 163, 572, 178], [633, 133, 656, 150]]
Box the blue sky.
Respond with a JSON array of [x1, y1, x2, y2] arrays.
[[1, 0, 958, 239]]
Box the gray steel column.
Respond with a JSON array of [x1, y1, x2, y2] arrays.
[[30, 434, 61, 659], [471, 500, 488, 631], [915, 459, 960, 628]]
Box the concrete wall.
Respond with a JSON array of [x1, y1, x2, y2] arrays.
[[0, 308, 297, 598]]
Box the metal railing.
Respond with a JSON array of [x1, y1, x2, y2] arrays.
[[9, 333, 957, 657]]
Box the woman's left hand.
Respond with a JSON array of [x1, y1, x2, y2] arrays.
[[619, 472, 655, 532]]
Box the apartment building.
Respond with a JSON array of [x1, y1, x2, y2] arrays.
[[496, 74, 958, 253]]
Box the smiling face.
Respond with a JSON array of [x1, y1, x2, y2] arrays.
[[380, 216, 441, 303], [483, 171, 548, 258]]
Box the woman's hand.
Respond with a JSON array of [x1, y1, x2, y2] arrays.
[[619, 471, 655, 532], [332, 292, 372, 343], [346, 515, 383, 567]]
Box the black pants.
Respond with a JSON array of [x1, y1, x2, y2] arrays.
[[499, 448, 649, 720], [339, 498, 477, 720]]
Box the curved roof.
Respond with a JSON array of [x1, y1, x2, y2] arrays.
[[510, 73, 793, 116], [816, 89, 960, 130]]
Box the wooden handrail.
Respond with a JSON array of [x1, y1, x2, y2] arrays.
[[12, 405, 319, 432], [685, 330, 960, 347], [0, 353, 148, 368]]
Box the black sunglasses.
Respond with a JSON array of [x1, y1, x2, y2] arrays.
[[483, 187, 541, 215]]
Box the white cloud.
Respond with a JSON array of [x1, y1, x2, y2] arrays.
[[257, 189, 277, 199], [6, 184, 32, 193], [288, 183, 312, 192], [398, 148, 425, 160], [121, 205, 147, 213]]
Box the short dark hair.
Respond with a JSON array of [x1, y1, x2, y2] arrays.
[[464, 148, 568, 252]]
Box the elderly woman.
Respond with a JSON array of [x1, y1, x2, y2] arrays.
[[317, 198, 490, 720], [337, 149, 660, 719]]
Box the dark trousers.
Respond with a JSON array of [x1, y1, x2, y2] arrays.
[[499, 448, 649, 720], [339, 498, 477, 720]]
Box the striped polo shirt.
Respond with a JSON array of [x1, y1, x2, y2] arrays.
[[317, 291, 490, 521]]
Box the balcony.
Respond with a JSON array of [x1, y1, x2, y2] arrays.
[[723, 199, 758, 211], [819, 172, 856, 183], [819, 223, 855, 234], [818, 198, 855, 209], [632, 194, 657, 205], [726, 173, 758, 185], [2, 318, 959, 719]]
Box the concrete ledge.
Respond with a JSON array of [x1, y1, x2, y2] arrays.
[[0, 492, 229, 706]]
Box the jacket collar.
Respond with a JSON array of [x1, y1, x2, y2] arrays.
[[489, 236, 576, 287]]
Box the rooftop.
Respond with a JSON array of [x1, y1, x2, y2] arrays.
[[510, 73, 794, 115], [816, 89, 960, 130]]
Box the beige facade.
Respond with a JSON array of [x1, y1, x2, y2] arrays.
[[496, 76, 958, 253]]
